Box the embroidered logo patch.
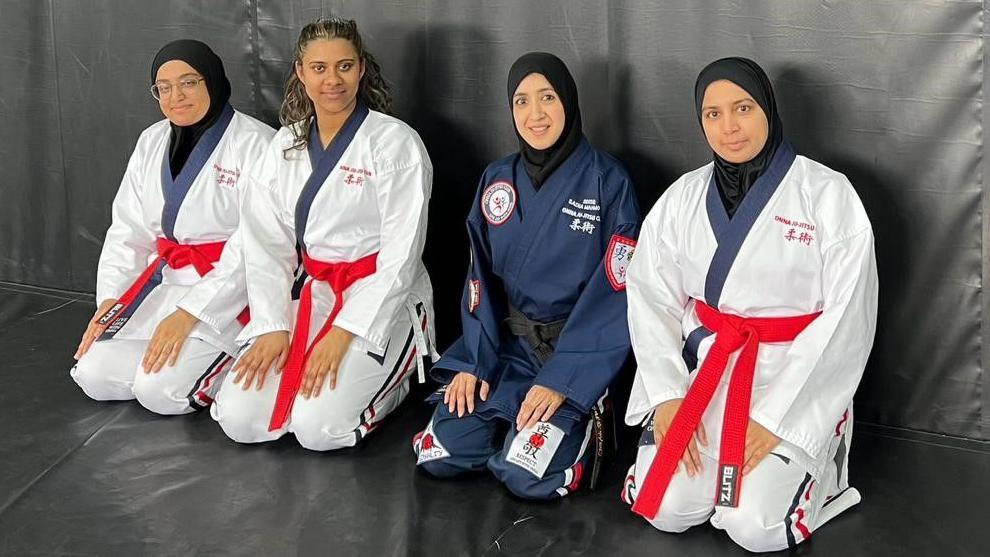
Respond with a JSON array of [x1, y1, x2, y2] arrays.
[[468, 279, 481, 313], [605, 234, 637, 291], [481, 181, 516, 226], [415, 421, 450, 464], [213, 164, 240, 188], [506, 421, 565, 479], [775, 215, 815, 246]]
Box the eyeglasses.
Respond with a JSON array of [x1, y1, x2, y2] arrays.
[[151, 76, 205, 100]]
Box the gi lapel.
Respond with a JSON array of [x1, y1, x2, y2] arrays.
[[294, 102, 370, 251]]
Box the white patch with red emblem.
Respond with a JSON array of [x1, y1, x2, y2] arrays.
[[481, 181, 516, 226], [506, 421, 565, 479], [468, 279, 481, 313], [415, 421, 450, 464], [605, 234, 637, 291]]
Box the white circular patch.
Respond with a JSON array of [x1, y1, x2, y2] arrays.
[[481, 181, 517, 226]]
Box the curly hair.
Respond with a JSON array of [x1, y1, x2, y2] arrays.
[[280, 17, 392, 153]]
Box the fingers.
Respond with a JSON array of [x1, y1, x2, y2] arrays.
[[516, 397, 537, 431], [465, 381, 475, 415], [456, 383, 473, 418], [233, 347, 267, 390], [653, 423, 664, 448], [684, 439, 701, 478], [447, 374, 476, 418], [75, 327, 98, 360], [526, 397, 552, 430], [254, 359, 268, 390], [526, 405, 547, 430], [539, 402, 556, 424], [312, 356, 339, 396], [479, 381, 490, 401], [743, 442, 770, 475], [697, 422, 708, 446], [445, 379, 457, 412], [327, 359, 340, 391], [141, 336, 163, 374], [167, 337, 185, 367], [149, 341, 172, 374], [275, 348, 288, 374], [301, 358, 326, 399]]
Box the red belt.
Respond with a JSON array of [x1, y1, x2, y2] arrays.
[[631, 300, 820, 519], [97, 237, 248, 334], [268, 251, 378, 431]]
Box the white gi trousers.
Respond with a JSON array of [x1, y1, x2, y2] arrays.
[[622, 411, 861, 553], [70, 338, 233, 415], [212, 305, 423, 451]]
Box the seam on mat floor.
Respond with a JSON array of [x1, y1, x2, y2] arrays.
[[0, 406, 129, 518]]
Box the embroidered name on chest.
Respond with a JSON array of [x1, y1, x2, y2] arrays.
[[774, 215, 816, 246], [561, 198, 600, 235], [339, 164, 373, 186], [213, 164, 240, 187]]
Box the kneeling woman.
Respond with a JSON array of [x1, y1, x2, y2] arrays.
[[414, 53, 640, 499], [622, 58, 878, 552], [211, 17, 436, 451], [72, 40, 274, 415]]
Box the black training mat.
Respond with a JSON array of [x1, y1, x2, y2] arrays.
[[1, 285, 987, 557]]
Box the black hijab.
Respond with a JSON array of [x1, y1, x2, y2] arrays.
[[151, 40, 231, 178], [506, 52, 583, 189], [694, 57, 783, 217]]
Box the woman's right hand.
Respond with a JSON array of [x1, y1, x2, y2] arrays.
[[444, 372, 490, 418], [231, 331, 290, 390], [652, 398, 708, 478], [74, 298, 118, 360]]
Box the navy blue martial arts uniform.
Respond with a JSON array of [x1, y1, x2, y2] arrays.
[[414, 136, 640, 499]]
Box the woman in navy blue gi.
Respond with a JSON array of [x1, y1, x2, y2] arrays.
[[413, 52, 641, 499]]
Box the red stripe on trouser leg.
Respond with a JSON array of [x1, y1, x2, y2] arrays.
[[630, 301, 820, 520], [268, 252, 378, 431], [567, 462, 584, 491]]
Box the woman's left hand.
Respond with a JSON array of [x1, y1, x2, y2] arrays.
[[300, 326, 354, 398], [142, 308, 199, 374], [742, 419, 781, 475], [515, 385, 566, 430]]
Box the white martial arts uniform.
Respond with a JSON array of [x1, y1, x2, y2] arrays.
[[622, 144, 878, 552], [71, 106, 275, 415], [212, 105, 437, 451]]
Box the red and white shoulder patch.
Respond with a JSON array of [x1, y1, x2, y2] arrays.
[[481, 181, 516, 226], [605, 234, 637, 291]]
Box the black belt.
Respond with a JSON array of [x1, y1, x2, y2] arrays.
[[503, 304, 567, 364]]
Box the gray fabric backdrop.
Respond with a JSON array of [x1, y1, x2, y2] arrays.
[[0, 0, 986, 441]]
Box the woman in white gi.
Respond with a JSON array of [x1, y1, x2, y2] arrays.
[[210, 17, 436, 451], [71, 40, 274, 415], [621, 58, 878, 552]]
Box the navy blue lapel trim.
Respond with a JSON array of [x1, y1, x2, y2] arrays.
[[294, 102, 370, 251], [159, 104, 235, 241], [703, 141, 796, 307]]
